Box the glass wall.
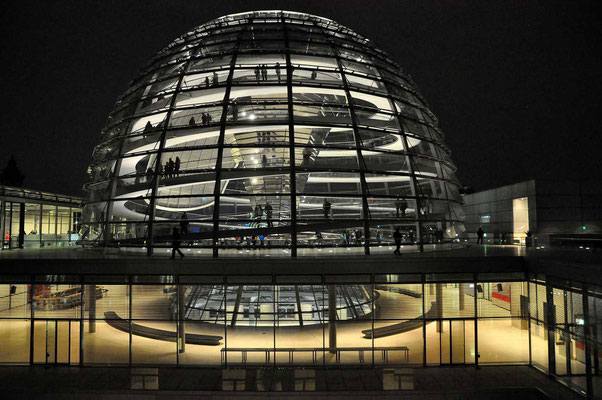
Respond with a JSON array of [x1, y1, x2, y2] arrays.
[[528, 278, 598, 397], [1, 186, 83, 250], [1, 270, 598, 397], [0, 272, 529, 369]]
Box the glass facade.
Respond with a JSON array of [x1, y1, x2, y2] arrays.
[[2, 271, 600, 396], [0, 272, 526, 368], [0, 186, 83, 250], [82, 11, 464, 256]]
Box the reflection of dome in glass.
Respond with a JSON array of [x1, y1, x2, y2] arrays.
[[82, 10, 465, 256]]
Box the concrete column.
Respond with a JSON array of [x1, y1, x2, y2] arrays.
[[459, 283, 465, 311], [88, 285, 96, 333], [328, 285, 337, 354], [436, 283, 443, 333], [178, 285, 186, 353]]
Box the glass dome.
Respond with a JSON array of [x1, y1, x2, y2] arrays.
[[82, 10, 465, 257]]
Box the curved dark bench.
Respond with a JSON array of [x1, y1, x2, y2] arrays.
[[374, 285, 422, 298], [104, 311, 222, 346], [362, 302, 438, 339]]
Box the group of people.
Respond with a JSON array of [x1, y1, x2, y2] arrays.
[[188, 112, 213, 127], [251, 203, 274, 227], [342, 229, 363, 245], [256, 131, 276, 144], [203, 71, 219, 87], [254, 62, 282, 82], [395, 198, 408, 217], [142, 156, 182, 183], [163, 157, 181, 179]]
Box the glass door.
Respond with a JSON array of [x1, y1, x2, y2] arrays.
[[46, 320, 56, 364], [440, 320, 468, 365], [451, 320, 465, 364], [33, 320, 79, 365]]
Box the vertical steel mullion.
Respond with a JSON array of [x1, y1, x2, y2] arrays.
[[474, 273, 479, 368], [394, 121, 424, 252], [101, 121, 129, 247], [582, 284, 594, 399], [223, 281, 227, 367], [331, 43, 371, 255], [0, 197, 5, 250], [54, 320, 58, 365], [176, 274, 180, 366], [527, 276, 537, 366], [39, 203, 43, 248], [211, 25, 247, 258], [29, 275, 35, 365], [380, 79, 426, 251], [273, 280, 277, 367], [18, 202, 25, 249], [68, 207, 72, 244], [8, 202, 13, 249], [422, 275, 427, 367], [79, 275, 84, 366], [283, 16, 297, 257], [129, 275, 133, 367], [564, 288, 571, 375], [146, 51, 195, 256], [545, 283, 556, 375], [68, 320, 71, 365]]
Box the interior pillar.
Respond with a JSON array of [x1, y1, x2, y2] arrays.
[[88, 285, 96, 333], [328, 285, 337, 354], [436, 283, 443, 333], [178, 285, 186, 353]]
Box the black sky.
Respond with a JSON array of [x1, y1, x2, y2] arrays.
[[1, 0, 600, 196]]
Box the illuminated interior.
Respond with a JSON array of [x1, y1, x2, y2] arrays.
[[512, 197, 529, 245]]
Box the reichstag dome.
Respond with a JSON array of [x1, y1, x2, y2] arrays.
[[83, 10, 465, 257]]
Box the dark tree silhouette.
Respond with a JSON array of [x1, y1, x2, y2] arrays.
[[0, 155, 25, 187]]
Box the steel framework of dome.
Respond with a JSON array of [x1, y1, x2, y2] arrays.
[[82, 10, 465, 257]]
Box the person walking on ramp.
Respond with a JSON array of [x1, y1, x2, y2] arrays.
[[393, 227, 402, 255], [171, 227, 184, 259]]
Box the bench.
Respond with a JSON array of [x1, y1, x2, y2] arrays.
[[221, 346, 409, 365], [104, 311, 222, 346], [362, 302, 438, 339]]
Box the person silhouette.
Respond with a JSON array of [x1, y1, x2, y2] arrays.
[[265, 203, 273, 227], [175, 157, 181, 176], [275, 62, 281, 83], [180, 212, 189, 234], [323, 199, 332, 219], [393, 227, 402, 255], [477, 226, 484, 244], [171, 227, 184, 259]]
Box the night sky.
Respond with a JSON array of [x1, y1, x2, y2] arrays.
[[1, 1, 600, 196]]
